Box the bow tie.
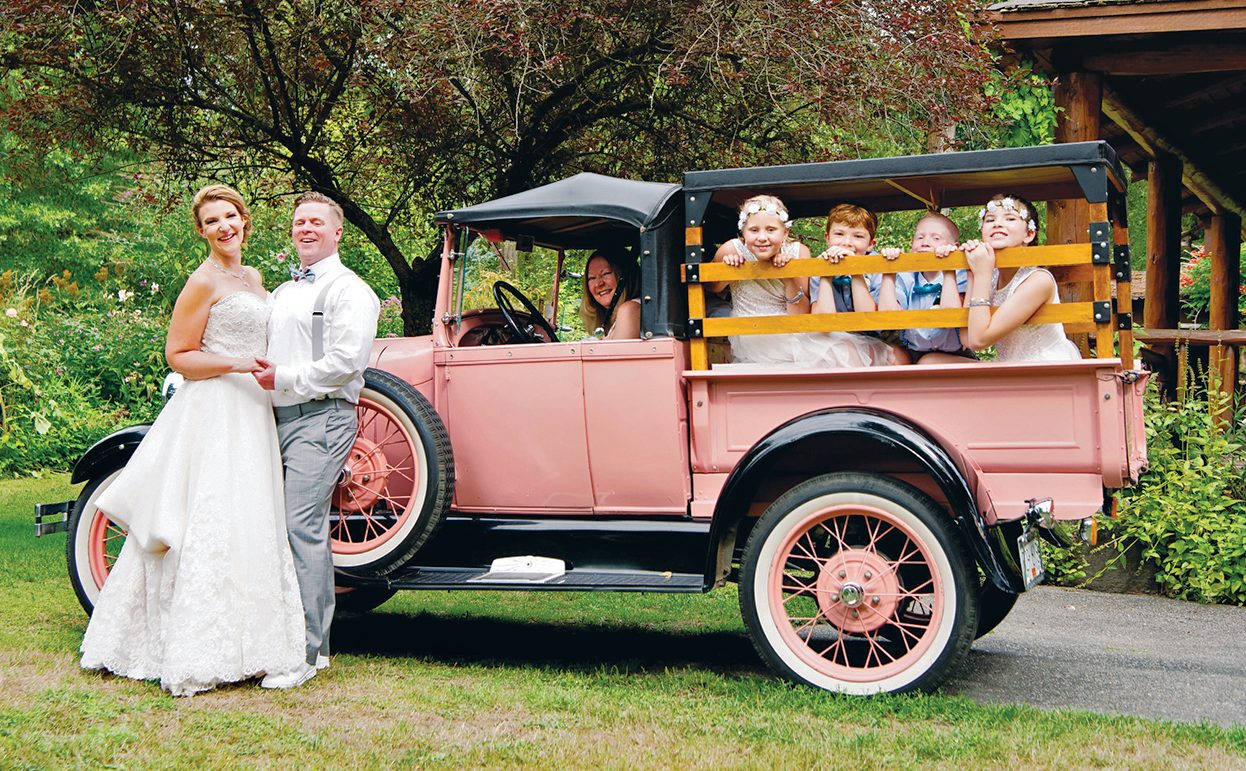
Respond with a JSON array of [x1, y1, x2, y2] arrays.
[[830, 275, 853, 287], [289, 266, 316, 283], [912, 281, 942, 296]]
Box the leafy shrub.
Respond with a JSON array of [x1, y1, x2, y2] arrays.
[[1106, 377, 1246, 605], [2, 265, 166, 475]]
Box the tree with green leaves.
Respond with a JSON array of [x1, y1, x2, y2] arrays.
[[2, 0, 997, 333]]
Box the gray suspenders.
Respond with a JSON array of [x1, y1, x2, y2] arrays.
[[274, 271, 347, 362], [310, 272, 346, 361]]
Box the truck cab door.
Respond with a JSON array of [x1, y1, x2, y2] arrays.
[[434, 341, 593, 513]]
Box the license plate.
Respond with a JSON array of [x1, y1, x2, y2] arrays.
[[1018, 530, 1044, 589]]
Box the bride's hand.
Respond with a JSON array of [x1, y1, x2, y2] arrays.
[[231, 356, 261, 373]]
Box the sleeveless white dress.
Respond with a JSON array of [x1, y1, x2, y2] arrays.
[[80, 291, 306, 696], [728, 239, 896, 368], [992, 267, 1082, 362]]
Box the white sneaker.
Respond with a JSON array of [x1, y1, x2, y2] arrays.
[[315, 655, 330, 670], [260, 663, 316, 689]]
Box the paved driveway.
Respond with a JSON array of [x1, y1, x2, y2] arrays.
[[946, 586, 1246, 727]]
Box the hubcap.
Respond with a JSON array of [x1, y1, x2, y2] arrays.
[[333, 437, 391, 512], [815, 549, 901, 634]]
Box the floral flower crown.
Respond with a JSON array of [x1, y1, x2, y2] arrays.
[[738, 201, 790, 231], [978, 197, 1036, 233]]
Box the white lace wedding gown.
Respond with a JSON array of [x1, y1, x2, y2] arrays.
[[80, 291, 306, 696], [727, 239, 896, 368], [992, 267, 1082, 362]]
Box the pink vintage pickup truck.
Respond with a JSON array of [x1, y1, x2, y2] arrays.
[[44, 141, 1147, 695]]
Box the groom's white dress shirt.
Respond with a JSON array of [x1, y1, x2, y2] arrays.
[[268, 253, 380, 407]]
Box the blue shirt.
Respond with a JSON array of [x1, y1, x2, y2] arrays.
[[890, 270, 969, 353]]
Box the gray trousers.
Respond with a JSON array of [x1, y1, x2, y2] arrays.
[[276, 403, 357, 665]]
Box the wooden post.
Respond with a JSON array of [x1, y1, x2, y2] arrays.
[[1145, 151, 1184, 400], [1207, 211, 1242, 421], [1050, 71, 1102, 356], [1049, 72, 1102, 247], [686, 226, 708, 370]]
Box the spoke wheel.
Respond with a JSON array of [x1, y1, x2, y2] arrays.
[[740, 472, 978, 695], [330, 369, 453, 575], [67, 467, 128, 614]]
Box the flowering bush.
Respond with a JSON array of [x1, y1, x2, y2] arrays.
[[1, 268, 166, 475], [1179, 245, 1246, 320], [377, 296, 403, 338]]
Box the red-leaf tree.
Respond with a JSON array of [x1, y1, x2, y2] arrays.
[[1, 0, 997, 333]]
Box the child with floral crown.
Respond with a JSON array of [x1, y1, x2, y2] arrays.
[[958, 193, 1079, 361], [710, 194, 899, 368]]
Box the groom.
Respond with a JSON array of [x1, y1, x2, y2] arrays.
[[253, 191, 380, 689]]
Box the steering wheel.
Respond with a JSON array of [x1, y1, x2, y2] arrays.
[[492, 280, 559, 344]]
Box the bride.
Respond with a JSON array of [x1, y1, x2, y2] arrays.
[[79, 184, 306, 695]]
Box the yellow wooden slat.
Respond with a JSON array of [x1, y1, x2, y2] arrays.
[[1094, 262, 1114, 356], [692, 243, 1094, 283], [699, 302, 1099, 336], [1049, 264, 1094, 285], [686, 224, 708, 370]]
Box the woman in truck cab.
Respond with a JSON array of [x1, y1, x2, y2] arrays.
[[580, 249, 641, 339]]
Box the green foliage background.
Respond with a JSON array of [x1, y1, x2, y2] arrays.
[[3, 61, 1244, 605]]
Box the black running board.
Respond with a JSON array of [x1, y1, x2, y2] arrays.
[[337, 566, 706, 593]]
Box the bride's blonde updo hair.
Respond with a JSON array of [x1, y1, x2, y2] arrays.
[[192, 184, 254, 245], [737, 194, 791, 236]]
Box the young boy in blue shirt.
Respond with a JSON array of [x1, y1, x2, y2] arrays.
[[879, 212, 975, 362]]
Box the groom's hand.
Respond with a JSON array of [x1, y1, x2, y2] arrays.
[[253, 356, 277, 391]]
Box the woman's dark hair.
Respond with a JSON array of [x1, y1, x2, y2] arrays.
[[579, 249, 640, 333]]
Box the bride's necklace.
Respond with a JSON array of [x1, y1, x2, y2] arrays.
[[207, 257, 250, 287]]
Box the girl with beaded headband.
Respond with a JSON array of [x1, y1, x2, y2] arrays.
[[709, 194, 899, 368], [956, 193, 1080, 362]]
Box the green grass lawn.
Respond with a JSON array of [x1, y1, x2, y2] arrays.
[[1, 474, 1243, 769]]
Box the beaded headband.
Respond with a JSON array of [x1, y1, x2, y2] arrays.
[[978, 197, 1036, 233], [738, 201, 790, 231]]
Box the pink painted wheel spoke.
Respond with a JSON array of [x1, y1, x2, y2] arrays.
[[330, 395, 423, 556], [767, 501, 945, 684]]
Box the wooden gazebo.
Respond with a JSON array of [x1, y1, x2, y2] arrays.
[[988, 0, 1246, 400]]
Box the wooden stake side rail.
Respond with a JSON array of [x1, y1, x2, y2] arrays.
[[685, 243, 1092, 283], [683, 242, 1127, 369], [699, 303, 1100, 337]]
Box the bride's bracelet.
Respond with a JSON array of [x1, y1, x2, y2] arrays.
[[966, 298, 992, 307], [784, 289, 806, 304]]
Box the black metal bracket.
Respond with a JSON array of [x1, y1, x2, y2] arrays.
[[683, 262, 700, 283], [1090, 222, 1111, 265], [1071, 164, 1110, 204], [34, 500, 71, 537], [1117, 312, 1133, 331], [1093, 300, 1112, 324], [687, 318, 704, 337], [1113, 245, 1132, 282]]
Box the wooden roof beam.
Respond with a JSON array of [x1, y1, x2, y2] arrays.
[[1102, 84, 1246, 221], [1187, 103, 1246, 136], [987, 0, 1246, 41], [1163, 72, 1246, 110], [1081, 43, 1246, 76]]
